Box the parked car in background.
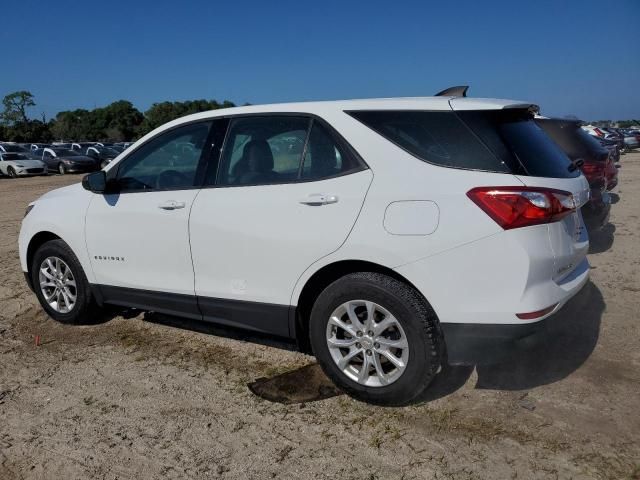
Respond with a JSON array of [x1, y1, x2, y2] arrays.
[[71, 142, 99, 151], [30, 143, 49, 151], [537, 117, 611, 231], [86, 145, 121, 168], [594, 137, 620, 163], [0, 152, 47, 177], [0, 143, 31, 154], [620, 130, 639, 151], [605, 156, 619, 190], [35, 147, 99, 174], [20, 93, 591, 405]]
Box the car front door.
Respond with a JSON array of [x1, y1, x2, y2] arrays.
[[189, 115, 373, 336], [85, 120, 214, 318]]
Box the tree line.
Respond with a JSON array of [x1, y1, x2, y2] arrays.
[[0, 91, 236, 143]]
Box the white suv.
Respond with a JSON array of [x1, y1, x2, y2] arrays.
[[19, 94, 591, 405]]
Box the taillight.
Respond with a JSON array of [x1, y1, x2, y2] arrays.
[[581, 161, 606, 183], [467, 187, 576, 230]]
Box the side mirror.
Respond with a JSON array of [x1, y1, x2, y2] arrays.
[[82, 171, 107, 193]]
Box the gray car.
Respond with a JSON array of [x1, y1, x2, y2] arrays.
[[38, 148, 100, 174]]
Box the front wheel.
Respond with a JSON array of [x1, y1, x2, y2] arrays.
[[7, 167, 17, 178], [58, 163, 66, 175], [309, 272, 443, 405], [31, 239, 103, 324]]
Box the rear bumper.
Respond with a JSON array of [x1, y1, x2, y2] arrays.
[[440, 257, 590, 365], [441, 317, 551, 365]]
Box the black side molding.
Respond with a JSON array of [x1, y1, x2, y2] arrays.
[[435, 85, 469, 97], [93, 284, 293, 339]]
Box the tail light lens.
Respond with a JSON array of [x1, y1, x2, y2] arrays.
[[467, 187, 576, 230], [581, 161, 606, 183]]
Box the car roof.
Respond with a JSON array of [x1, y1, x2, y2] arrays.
[[172, 96, 535, 122]]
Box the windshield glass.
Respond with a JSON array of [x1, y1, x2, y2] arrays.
[[2, 153, 29, 161], [53, 149, 81, 157], [1, 144, 28, 153]]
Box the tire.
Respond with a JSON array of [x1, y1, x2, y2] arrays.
[[31, 239, 103, 324], [309, 272, 443, 406], [58, 163, 66, 175], [7, 167, 17, 178]]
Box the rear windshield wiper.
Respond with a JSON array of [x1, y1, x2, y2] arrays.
[[568, 158, 584, 172]]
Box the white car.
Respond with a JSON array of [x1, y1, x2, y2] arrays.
[[0, 152, 47, 177], [19, 92, 591, 405]]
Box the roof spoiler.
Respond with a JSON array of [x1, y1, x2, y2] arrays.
[[435, 85, 469, 97]]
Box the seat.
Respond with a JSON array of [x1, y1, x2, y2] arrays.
[[236, 139, 278, 184]]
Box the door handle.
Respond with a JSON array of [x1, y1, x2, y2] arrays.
[[158, 200, 186, 210], [299, 194, 339, 206]]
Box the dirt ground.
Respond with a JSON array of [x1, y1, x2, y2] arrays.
[[1, 156, 639, 480]]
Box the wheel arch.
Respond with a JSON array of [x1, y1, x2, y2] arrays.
[[26, 231, 63, 279], [293, 259, 425, 354]]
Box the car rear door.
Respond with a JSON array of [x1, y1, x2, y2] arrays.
[[189, 115, 372, 336]]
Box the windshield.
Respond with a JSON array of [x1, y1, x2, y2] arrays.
[[2, 153, 29, 161], [1, 144, 28, 153], [53, 149, 81, 157]]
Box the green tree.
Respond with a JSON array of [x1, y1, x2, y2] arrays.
[[4, 120, 53, 142], [1, 91, 36, 124]]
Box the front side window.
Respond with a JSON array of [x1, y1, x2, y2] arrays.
[[116, 121, 212, 191]]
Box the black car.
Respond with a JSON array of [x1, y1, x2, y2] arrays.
[[535, 117, 611, 232], [38, 148, 100, 174], [85, 146, 121, 168]]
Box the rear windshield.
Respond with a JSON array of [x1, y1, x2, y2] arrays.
[[535, 119, 609, 163], [349, 109, 579, 178]]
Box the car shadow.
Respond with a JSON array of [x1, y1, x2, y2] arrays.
[[589, 223, 616, 254], [246, 281, 603, 405], [136, 281, 603, 405], [141, 312, 343, 404], [473, 280, 604, 391], [247, 363, 343, 404]]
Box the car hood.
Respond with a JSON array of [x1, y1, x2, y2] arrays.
[[37, 182, 85, 202], [5, 159, 45, 168]]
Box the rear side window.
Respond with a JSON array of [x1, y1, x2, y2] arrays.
[[349, 110, 579, 178], [349, 111, 509, 173]]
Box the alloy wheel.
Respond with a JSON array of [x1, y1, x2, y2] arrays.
[[326, 300, 409, 387], [39, 256, 77, 313]]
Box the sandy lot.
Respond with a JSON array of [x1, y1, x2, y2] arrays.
[[1, 157, 639, 480]]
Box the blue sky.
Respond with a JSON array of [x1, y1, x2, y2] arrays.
[[2, 0, 639, 120]]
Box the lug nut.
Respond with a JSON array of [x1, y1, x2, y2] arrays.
[[367, 331, 374, 337], [374, 342, 380, 349], [356, 342, 361, 349], [366, 349, 372, 356], [356, 331, 363, 337]]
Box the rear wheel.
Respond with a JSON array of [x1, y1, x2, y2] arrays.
[[7, 167, 17, 178], [309, 272, 443, 405], [31, 239, 103, 324], [58, 163, 66, 174]]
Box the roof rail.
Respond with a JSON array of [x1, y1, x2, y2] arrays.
[[435, 85, 469, 97]]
